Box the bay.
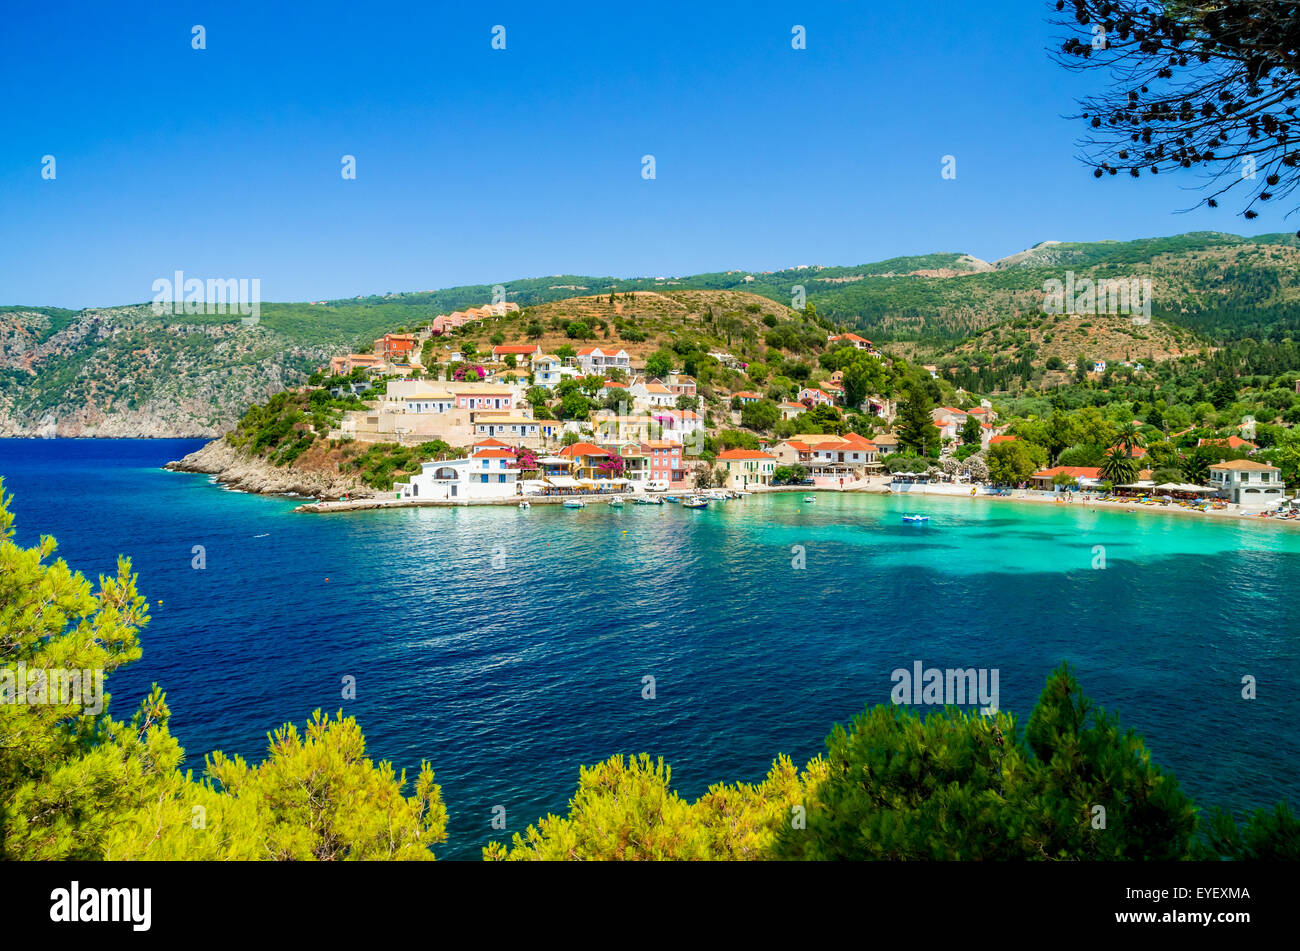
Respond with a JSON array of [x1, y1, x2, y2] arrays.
[[1, 438, 1296, 858]]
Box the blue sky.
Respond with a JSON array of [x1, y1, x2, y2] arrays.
[[1, 0, 1293, 308]]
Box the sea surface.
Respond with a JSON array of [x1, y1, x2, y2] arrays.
[[2, 438, 1298, 858]]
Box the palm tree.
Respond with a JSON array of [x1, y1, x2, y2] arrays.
[[1100, 447, 1139, 486], [1115, 422, 1146, 458], [1180, 451, 1211, 486]]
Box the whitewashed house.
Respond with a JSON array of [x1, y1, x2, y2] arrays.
[[1208, 460, 1286, 510], [395, 447, 520, 500], [573, 347, 631, 375], [630, 380, 676, 408]]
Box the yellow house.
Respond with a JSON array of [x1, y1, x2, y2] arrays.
[[716, 449, 776, 490]]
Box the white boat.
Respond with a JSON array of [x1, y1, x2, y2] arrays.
[[803, 496, 816, 503], [682, 496, 709, 508], [608, 496, 625, 507], [902, 514, 929, 523], [518, 500, 530, 510], [563, 498, 586, 509]]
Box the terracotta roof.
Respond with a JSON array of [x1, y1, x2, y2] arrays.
[[492, 344, 541, 355], [1033, 466, 1102, 479], [559, 442, 610, 457], [1198, 436, 1258, 450], [1209, 459, 1278, 471], [989, 435, 1017, 444], [717, 449, 776, 460]]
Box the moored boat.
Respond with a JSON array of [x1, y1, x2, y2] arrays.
[[682, 496, 709, 508], [664, 496, 681, 503], [518, 500, 530, 510], [803, 495, 816, 503], [563, 498, 586, 509], [902, 514, 929, 523], [608, 496, 625, 507]]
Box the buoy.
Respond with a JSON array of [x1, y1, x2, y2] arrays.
[[325, 577, 330, 582]]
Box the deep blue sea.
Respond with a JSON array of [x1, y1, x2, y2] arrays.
[[1, 438, 1297, 858]]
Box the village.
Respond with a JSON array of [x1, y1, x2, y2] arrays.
[[293, 301, 1295, 521]]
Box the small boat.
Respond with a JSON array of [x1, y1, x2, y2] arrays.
[[634, 496, 662, 505], [664, 496, 681, 503], [518, 500, 530, 510], [682, 496, 709, 508], [803, 495, 816, 503], [902, 514, 929, 523], [563, 499, 586, 509], [608, 497, 625, 507]]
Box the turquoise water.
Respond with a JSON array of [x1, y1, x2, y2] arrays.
[[1, 439, 1297, 858]]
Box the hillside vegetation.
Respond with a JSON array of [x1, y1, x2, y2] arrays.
[[6, 231, 1300, 436]]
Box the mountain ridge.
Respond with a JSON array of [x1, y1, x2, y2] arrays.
[[3, 231, 1298, 437]]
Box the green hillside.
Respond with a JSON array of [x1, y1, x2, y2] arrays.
[[5, 231, 1300, 436]]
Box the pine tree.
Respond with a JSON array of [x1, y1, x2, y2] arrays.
[[897, 384, 939, 456], [0, 482, 446, 860]]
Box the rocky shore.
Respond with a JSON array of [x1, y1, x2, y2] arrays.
[[164, 437, 375, 501]]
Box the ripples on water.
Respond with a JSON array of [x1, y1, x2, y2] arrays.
[[1, 439, 1297, 858]]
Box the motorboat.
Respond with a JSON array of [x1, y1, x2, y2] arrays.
[[902, 514, 929, 523], [608, 497, 625, 507], [664, 496, 681, 503], [682, 496, 709, 508], [518, 500, 530, 510], [562, 498, 586, 509], [634, 496, 662, 505], [803, 495, 816, 503]]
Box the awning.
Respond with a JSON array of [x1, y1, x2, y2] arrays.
[[546, 476, 581, 487], [1155, 482, 1217, 494], [537, 456, 570, 465]]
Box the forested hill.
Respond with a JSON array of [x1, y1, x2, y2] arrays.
[[2, 231, 1298, 436]]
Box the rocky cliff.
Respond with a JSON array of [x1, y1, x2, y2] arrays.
[[165, 438, 376, 500], [0, 306, 340, 438]]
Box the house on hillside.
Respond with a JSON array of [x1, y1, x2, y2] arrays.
[[1197, 436, 1258, 453], [827, 332, 876, 352], [778, 400, 805, 421], [573, 347, 631, 375], [491, 344, 543, 366]]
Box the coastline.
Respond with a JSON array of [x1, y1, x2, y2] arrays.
[[165, 437, 374, 501], [290, 477, 1300, 528], [836, 476, 1300, 529]]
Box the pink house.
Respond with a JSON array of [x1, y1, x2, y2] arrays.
[[642, 440, 683, 483], [798, 387, 835, 407]]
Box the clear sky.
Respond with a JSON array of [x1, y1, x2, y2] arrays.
[[1, 0, 1293, 308]]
